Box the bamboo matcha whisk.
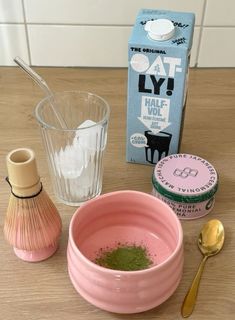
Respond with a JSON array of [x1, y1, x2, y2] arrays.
[[4, 148, 62, 262]]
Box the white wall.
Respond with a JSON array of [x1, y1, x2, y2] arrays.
[[0, 0, 234, 67]]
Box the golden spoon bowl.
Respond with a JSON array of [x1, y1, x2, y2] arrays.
[[181, 219, 225, 318]]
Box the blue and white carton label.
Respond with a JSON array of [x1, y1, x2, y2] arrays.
[[126, 9, 195, 165]]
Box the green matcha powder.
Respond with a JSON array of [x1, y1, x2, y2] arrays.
[[95, 244, 153, 271]]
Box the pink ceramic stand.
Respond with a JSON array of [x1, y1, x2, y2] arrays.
[[14, 243, 58, 262]]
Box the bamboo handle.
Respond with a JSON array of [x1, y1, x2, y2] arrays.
[[6, 148, 41, 197], [181, 255, 208, 318]]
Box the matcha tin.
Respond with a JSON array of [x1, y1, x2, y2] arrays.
[[152, 154, 218, 219]]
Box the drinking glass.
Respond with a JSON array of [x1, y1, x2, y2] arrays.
[[35, 91, 110, 206]]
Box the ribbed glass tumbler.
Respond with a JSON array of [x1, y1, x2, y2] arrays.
[[35, 91, 110, 206]]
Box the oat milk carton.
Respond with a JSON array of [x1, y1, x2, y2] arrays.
[[126, 9, 195, 164]]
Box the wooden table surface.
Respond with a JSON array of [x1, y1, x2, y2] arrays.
[[0, 67, 235, 320]]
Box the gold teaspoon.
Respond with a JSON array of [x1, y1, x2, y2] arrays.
[[181, 219, 225, 318]]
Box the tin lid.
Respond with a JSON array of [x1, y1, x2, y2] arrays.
[[152, 154, 218, 203], [144, 19, 175, 41]]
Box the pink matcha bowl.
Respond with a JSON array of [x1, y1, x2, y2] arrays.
[[67, 190, 183, 314]]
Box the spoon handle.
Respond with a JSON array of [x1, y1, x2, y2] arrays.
[[181, 255, 208, 318]]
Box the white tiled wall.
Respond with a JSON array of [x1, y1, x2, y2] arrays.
[[28, 25, 131, 67], [0, 24, 29, 65], [204, 0, 235, 26], [0, 0, 24, 22], [23, 0, 205, 25], [0, 0, 235, 67]]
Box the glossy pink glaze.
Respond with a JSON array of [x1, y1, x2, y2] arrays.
[[67, 190, 183, 314], [14, 243, 58, 262]]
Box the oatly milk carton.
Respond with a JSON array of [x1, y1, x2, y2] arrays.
[[126, 9, 195, 164]]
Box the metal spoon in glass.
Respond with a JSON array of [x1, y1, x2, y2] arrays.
[[181, 219, 225, 318], [14, 56, 67, 129]]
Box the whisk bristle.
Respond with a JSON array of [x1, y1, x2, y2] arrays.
[[4, 189, 62, 251]]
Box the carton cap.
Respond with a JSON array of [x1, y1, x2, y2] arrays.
[[145, 19, 175, 41]]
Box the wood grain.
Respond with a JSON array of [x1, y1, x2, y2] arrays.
[[0, 67, 235, 320]]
